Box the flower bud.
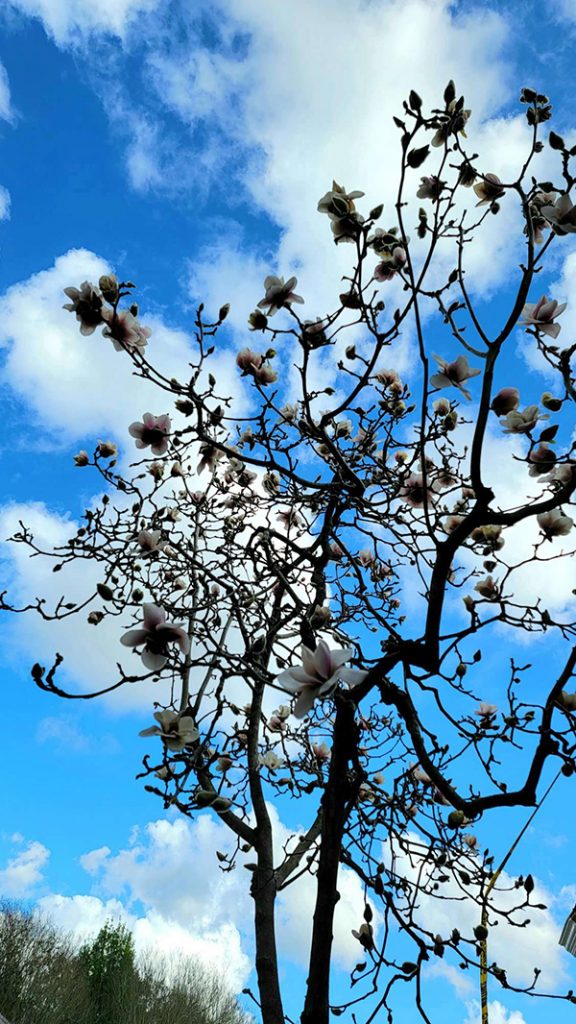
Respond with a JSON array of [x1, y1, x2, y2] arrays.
[[541, 392, 562, 412], [99, 274, 119, 302]]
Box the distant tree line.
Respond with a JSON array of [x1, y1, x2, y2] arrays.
[[0, 903, 250, 1024]]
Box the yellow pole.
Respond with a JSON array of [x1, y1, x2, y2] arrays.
[[478, 770, 561, 1024]]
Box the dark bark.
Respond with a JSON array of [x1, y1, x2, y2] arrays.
[[252, 844, 285, 1024], [301, 694, 359, 1024]]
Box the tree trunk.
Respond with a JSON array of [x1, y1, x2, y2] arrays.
[[301, 696, 358, 1024], [253, 843, 285, 1024]]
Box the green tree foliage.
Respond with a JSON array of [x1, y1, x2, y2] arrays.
[[0, 904, 250, 1024]]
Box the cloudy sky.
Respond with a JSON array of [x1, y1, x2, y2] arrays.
[[2, 1, 576, 1022]]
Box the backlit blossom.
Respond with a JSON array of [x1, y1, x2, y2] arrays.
[[74, 451, 90, 467], [430, 354, 481, 400], [121, 603, 190, 671], [500, 405, 545, 434], [102, 308, 151, 352], [129, 413, 171, 456], [473, 173, 504, 207], [520, 296, 566, 339], [491, 387, 519, 416], [398, 473, 435, 508], [259, 751, 283, 771], [416, 176, 445, 201], [136, 529, 165, 553], [474, 576, 499, 600], [352, 922, 374, 950], [63, 281, 103, 335], [275, 639, 367, 718], [537, 508, 574, 539], [139, 710, 198, 751], [528, 443, 556, 477], [312, 742, 331, 762], [317, 181, 365, 219], [197, 442, 224, 474], [540, 193, 576, 235], [257, 275, 304, 316], [475, 702, 498, 719]]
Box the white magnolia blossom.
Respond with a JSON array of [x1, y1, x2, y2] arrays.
[[490, 387, 519, 416], [276, 639, 367, 718], [500, 404, 545, 434], [139, 710, 199, 751], [537, 508, 575, 539], [474, 575, 500, 600], [128, 413, 171, 456], [259, 751, 283, 771], [475, 702, 498, 719], [121, 603, 190, 671], [63, 281, 104, 335], [136, 529, 165, 553], [257, 275, 304, 316], [541, 193, 576, 235], [317, 181, 365, 219], [473, 173, 504, 206], [430, 354, 481, 400], [520, 295, 566, 339]]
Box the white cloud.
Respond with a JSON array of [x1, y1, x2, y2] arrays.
[[0, 837, 50, 897], [36, 714, 119, 753], [7, 0, 161, 45], [464, 1000, 527, 1024], [0, 185, 11, 220]]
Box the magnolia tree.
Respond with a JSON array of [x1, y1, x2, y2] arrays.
[[5, 83, 576, 1024]]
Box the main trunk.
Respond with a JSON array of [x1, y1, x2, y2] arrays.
[[253, 837, 285, 1024], [301, 696, 358, 1024]]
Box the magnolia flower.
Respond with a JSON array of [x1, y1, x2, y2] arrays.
[[312, 742, 331, 762], [148, 461, 165, 481], [277, 509, 304, 530], [463, 834, 478, 849], [501, 404, 545, 434], [559, 691, 576, 711], [433, 397, 451, 415], [430, 354, 481, 400], [537, 508, 574, 539], [473, 173, 505, 206], [280, 402, 299, 422], [374, 247, 406, 281], [474, 576, 500, 600], [528, 443, 556, 477], [102, 309, 151, 352], [129, 413, 171, 456], [301, 319, 329, 348], [136, 529, 165, 553], [334, 419, 353, 439], [444, 515, 463, 534], [97, 440, 117, 459], [470, 524, 504, 551], [475, 702, 498, 719], [351, 922, 374, 950], [412, 766, 432, 784], [216, 755, 233, 773], [259, 751, 283, 771], [540, 193, 576, 235], [121, 603, 190, 671], [520, 296, 566, 339], [63, 281, 103, 335], [317, 181, 365, 219], [491, 387, 519, 416], [416, 176, 445, 201], [197, 442, 223, 474], [398, 474, 436, 508], [139, 710, 198, 752], [276, 639, 367, 718], [257, 275, 304, 316], [376, 368, 401, 389], [74, 451, 90, 467]]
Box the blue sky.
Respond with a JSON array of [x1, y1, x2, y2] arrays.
[[2, 1, 576, 1022]]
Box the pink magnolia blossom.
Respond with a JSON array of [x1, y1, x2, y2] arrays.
[[528, 443, 556, 477], [430, 354, 481, 401], [63, 281, 103, 335], [275, 639, 367, 718], [139, 710, 198, 751], [136, 529, 166, 553], [312, 742, 331, 762], [121, 603, 190, 671], [398, 473, 436, 508], [520, 295, 566, 339], [257, 275, 304, 317], [491, 387, 520, 416], [128, 413, 171, 456], [102, 308, 151, 352]]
